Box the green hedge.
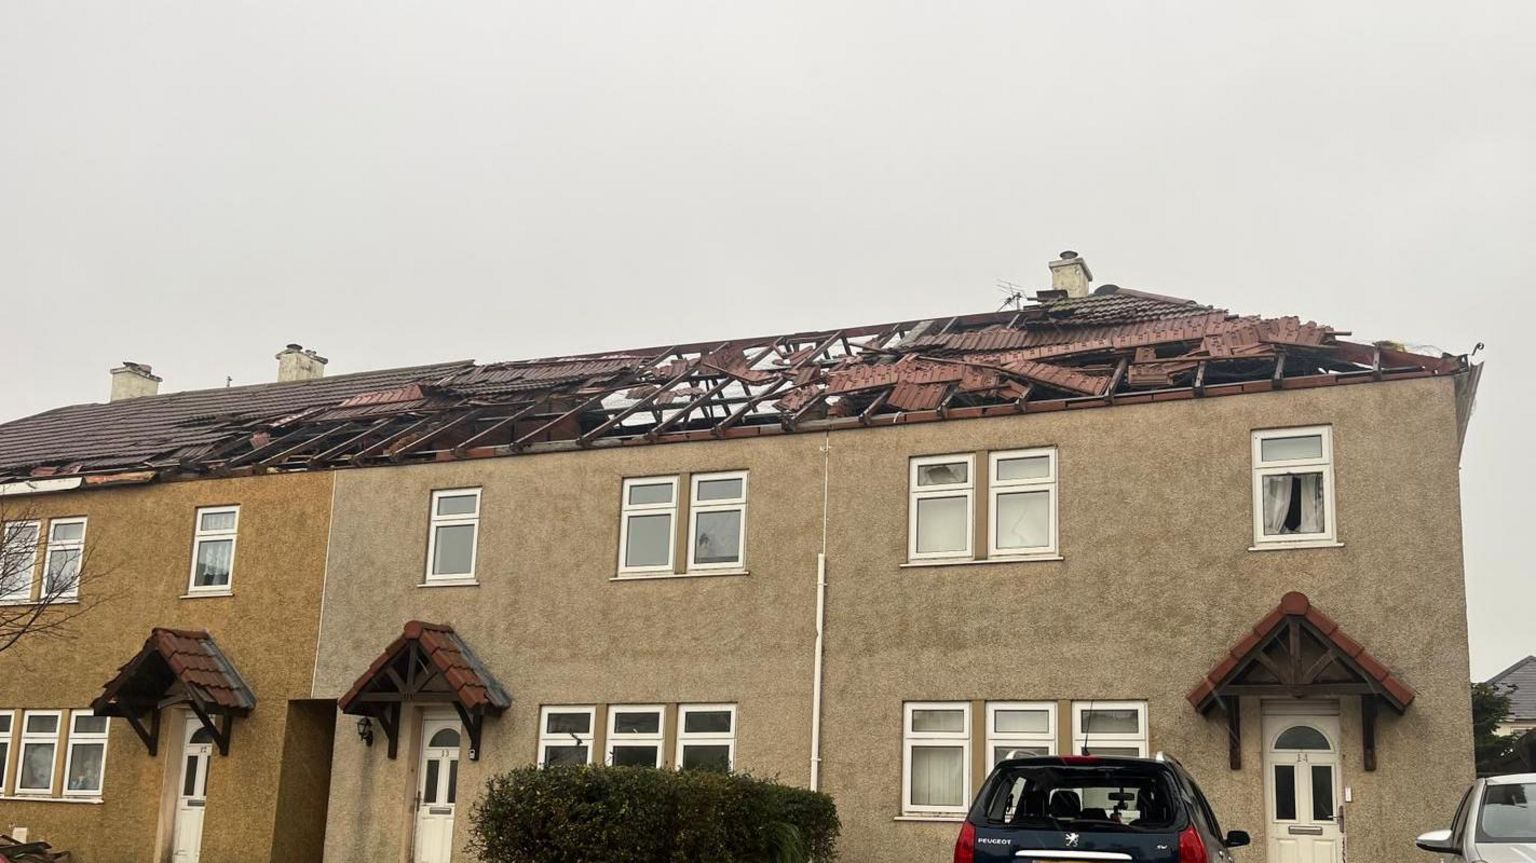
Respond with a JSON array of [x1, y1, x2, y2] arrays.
[[469, 765, 840, 863]]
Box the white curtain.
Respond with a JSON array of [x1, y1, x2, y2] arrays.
[[911, 746, 965, 807], [1262, 475, 1293, 535], [1298, 473, 1325, 533]]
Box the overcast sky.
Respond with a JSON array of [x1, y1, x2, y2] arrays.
[[2, 2, 1530, 676]]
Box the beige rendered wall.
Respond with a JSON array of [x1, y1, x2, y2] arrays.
[[314, 375, 1473, 863], [0, 472, 333, 863]]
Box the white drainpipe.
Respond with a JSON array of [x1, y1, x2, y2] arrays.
[[810, 434, 830, 791]]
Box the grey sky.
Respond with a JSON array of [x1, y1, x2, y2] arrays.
[[2, 2, 1530, 676]]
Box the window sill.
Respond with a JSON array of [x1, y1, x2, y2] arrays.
[[611, 570, 750, 582], [418, 579, 481, 589], [0, 794, 102, 805], [0, 598, 80, 606], [1248, 541, 1344, 552], [893, 814, 966, 822], [900, 556, 1063, 569], [181, 590, 233, 599]]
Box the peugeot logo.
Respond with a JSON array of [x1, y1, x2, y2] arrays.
[[1065, 833, 1080, 848]]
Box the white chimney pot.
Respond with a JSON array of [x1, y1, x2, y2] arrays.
[[109, 362, 162, 401], [276, 344, 328, 382], [1048, 250, 1093, 298]]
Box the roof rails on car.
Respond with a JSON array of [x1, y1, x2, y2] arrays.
[[1154, 751, 1184, 768]]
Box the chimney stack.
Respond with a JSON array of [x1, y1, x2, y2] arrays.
[[1048, 250, 1093, 298], [109, 361, 162, 401], [276, 344, 328, 382]]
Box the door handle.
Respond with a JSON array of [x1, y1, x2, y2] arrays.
[[1287, 825, 1323, 835]]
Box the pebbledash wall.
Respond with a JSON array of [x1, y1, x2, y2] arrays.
[[0, 473, 335, 863], [311, 373, 1472, 863]]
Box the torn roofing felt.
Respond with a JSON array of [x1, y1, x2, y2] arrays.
[[0, 287, 1472, 483]]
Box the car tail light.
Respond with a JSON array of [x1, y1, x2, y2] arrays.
[[1177, 825, 1207, 863], [953, 821, 976, 863], [1059, 755, 1100, 765]]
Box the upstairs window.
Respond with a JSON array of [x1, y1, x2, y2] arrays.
[[1071, 701, 1149, 757], [17, 710, 62, 794], [618, 478, 679, 575], [42, 518, 86, 601], [0, 711, 12, 792], [426, 489, 481, 582], [0, 521, 39, 604], [538, 706, 595, 767], [688, 472, 747, 571], [909, 455, 975, 561], [64, 712, 109, 796], [986, 701, 1057, 766], [606, 705, 665, 767], [676, 704, 736, 772], [1252, 427, 1336, 546], [189, 506, 239, 593], [988, 449, 1058, 558], [902, 701, 971, 815]]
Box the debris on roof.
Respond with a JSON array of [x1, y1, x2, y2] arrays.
[[0, 287, 1471, 484]]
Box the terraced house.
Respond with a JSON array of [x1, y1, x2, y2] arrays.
[[0, 255, 1481, 863]]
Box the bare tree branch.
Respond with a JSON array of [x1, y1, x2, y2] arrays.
[[0, 497, 118, 655]]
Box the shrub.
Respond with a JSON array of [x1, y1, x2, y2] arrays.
[[469, 765, 840, 863]]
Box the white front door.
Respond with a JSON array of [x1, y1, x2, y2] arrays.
[[171, 718, 214, 863], [1263, 711, 1343, 863], [413, 717, 463, 863]]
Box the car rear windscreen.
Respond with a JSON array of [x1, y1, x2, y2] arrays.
[[981, 762, 1180, 832]]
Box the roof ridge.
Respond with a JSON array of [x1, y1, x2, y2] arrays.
[[1488, 655, 1536, 684]]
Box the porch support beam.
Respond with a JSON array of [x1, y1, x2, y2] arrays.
[[1224, 697, 1242, 770], [1361, 695, 1378, 772]]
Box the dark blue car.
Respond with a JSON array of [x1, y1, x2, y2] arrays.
[[953, 754, 1250, 863]]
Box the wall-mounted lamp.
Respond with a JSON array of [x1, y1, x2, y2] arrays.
[[357, 716, 374, 747]]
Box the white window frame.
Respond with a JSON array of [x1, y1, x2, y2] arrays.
[[425, 488, 482, 583], [986, 701, 1057, 767], [63, 710, 109, 797], [687, 472, 748, 572], [42, 517, 86, 601], [0, 709, 14, 793], [1251, 426, 1337, 547], [902, 701, 971, 815], [605, 704, 666, 767], [675, 703, 737, 771], [1071, 701, 1149, 757], [0, 520, 40, 604], [17, 709, 63, 795], [537, 705, 596, 767], [987, 448, 1059, 559], [187, 506, 240, 594], [908, 454, 976, 562], [617, 477, 679, 576]]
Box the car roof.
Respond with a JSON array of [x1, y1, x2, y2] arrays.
[[1485, 773, 1536, 785]]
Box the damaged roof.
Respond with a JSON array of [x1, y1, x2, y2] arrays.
[[0, 286, 1471, 484]]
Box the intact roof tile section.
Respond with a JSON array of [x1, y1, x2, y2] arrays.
[[338, 620, 510, 715], [1488, 655, 1536, 721], [94, 627, 256, 714]]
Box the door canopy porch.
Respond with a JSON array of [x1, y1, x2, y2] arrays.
[[1187, 592, 1415, 771], [91, 628, 256, 757], [338, 620, 509, 761]]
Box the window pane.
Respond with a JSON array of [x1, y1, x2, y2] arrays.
[[50, 522, 85, 542], [431, 524, 476, 575], [183, 755, 199, 797], [73, 715, 108, 735], [695, 478, 743, 501], [995, 491, 1050, 550], [447, 760, 458, 804], [681, 744, 732, 772], [1080, 709, 1138, 735], [1260, 473, 1326, 536], [915, 497, 968, 554], [917, 461, 968, 486], [683, 710, 733, 734], [428, 729, 461, 749], [996, 456, 1051, 481], [435, 494, 478, 517], [1275, 726, 1332, 751], [693, 510, 742, 565], [20, 742, 54, 789], [45, 547, 81, 590], [1311, 766, 1334, 821], [0, 714, 10, 732], [25, 714, 58, 734], [67, 742, 105, 791], [910, 745, 964, 807], [199, 510, 237, 532], [628, 483, 673, 505], [546, 712, 591, 735], [1479, 782, 1536, 840], [624, 514, 671, 568], [1261, 434, 1324, 462], [1273, 765, 1297, 820], [613, 711, 661, 734], [911, 709, 965, 734], [423, 759, 439, 803], [611, 745, 659, 767], [994, 709, 1049, 734], [993, 745, 1048, 764], [194, 539, 234, 587], [544, 744, 588, 766], [1083, 746, 1142, 757]]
